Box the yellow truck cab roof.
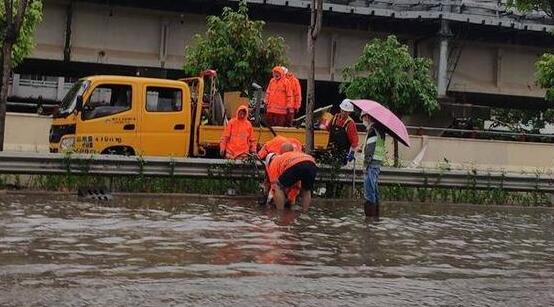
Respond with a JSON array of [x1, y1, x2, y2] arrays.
[[81, 75, 187, 86]]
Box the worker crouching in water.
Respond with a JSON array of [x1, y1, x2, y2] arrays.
[[265, 143, 318, 212], [219, 105, 256, 159], [258, 136, 303, 206], [361, 111, 386, 220]]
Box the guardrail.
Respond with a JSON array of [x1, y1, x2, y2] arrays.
[[0, 152, 553, 193]]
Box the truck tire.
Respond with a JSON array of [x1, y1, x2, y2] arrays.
[[102, 146, 135, 156]]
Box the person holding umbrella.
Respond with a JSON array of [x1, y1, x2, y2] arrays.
[[360, 111, 386, 219], [351, 99, 411, 220]]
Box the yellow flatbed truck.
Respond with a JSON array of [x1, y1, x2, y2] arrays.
[[49, 75, 329, 156]]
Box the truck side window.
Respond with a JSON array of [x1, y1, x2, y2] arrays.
[[83, 84, 132, 120], [146, 87, 182, 112]]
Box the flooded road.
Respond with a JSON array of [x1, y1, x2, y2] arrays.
[[1, 194, 554, 306]]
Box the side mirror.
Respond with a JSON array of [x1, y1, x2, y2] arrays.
[[75, 96, 83, 112]]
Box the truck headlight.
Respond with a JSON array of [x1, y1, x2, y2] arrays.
[[59, 136, 75, 150]]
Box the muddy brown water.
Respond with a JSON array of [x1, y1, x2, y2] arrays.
[[1, 194, 553, 306]]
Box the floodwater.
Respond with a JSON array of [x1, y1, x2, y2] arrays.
[[1, 194, 554, 307]]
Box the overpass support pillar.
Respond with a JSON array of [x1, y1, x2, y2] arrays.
[[11, 73, 20, 97], [56, 77, 65, 101], [437, 20, 452, 97]]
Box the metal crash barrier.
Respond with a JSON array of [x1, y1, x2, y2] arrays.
[[0, 152, 553, 193]]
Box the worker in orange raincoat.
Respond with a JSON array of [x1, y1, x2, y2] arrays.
[[282, 67, 302, 126], [265, 66, 293, 127], [220, 105, 256, 159], [257, 135, 303, 160], [265, 143, 318, 212], [258, 136, 303, 206]]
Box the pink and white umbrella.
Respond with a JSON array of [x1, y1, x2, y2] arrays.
[[351, 99, 410, 147]]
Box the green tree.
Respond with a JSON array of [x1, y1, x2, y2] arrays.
[[507, 0, 554, 17], [183, 0, 288, 93], [340, 35, 438, 165], [0, 0, 43, 151], [537, 53, 554, 102]]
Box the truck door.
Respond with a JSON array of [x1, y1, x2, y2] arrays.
[[75, 82, 139, 155], [139, 83, 191, 156]]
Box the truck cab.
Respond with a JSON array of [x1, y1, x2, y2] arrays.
[[50, 76, 195, 156]]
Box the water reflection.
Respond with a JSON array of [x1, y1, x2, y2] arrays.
[[1, 194, 553, 306]]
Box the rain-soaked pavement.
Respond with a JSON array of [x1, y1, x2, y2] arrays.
[[1, 193, 553, 306]]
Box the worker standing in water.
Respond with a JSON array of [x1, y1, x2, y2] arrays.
[[361, 111, 386, 220], [219, 105, 256, 159], [265, 143, 318, 212]]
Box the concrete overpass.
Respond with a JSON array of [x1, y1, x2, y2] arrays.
[[12, 0, 554, 113]]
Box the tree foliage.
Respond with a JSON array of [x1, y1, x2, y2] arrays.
[[536, 53, 554, 102], [507, 0, 554, 17], [183, 0, 288, 93], [490, 108, 554, 133], [0, 0, 43, 65], [340, 35, 438, 117]]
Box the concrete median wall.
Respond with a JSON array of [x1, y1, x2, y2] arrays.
[[5, 113, 51, 153], [388, 135, 554, 173], [4, 112, 554, 173]]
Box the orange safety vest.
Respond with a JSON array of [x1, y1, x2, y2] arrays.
[[268, 151, 315, 184]]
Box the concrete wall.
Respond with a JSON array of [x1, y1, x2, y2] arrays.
[[389, 135, 554, 173], [4, 113, 51, 152], [31, 1, 548, 99], [5, 112, 554, 174]]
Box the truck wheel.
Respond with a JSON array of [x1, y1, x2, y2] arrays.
[[102, 147, 135, 156]]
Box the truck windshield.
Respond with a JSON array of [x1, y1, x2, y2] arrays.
[[56, 80, 90, 117]]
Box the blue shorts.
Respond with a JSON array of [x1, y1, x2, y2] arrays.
[[363, 165, 380, 203]]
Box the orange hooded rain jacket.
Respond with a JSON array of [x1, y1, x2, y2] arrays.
[[285, 72, 302, 112], [220, 105, 256, 159], [265, 66, 293, 115]]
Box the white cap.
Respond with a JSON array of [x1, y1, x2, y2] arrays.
[[281, 66, 288, 74], [339, 99, 354, 112], [264, 152, 276, 166]]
